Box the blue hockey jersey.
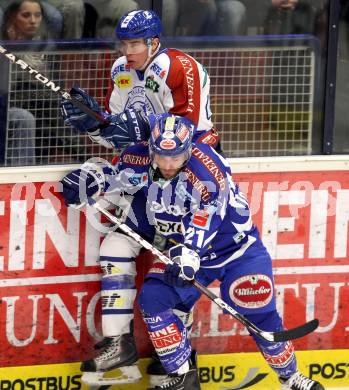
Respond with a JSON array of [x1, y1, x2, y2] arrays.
[[110, 141, 260, 269]]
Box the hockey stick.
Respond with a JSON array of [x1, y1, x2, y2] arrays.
[[0, 44, 108, 124], [87, 197, 319, 343]]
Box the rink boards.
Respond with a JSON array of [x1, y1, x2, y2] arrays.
[[1, 156, 349, 389], [0, 349, 348, 389]]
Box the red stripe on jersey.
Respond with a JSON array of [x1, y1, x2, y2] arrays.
[[166, 49, 201, 126]]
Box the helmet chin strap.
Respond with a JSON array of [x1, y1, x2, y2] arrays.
[[139, 38, 161, 71]]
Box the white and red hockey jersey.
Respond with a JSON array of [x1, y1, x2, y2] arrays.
[[106, 47, 214, 132]]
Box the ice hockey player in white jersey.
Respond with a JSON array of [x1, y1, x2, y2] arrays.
[[60, 9, 220, 151], [61, 114, 324, 390]]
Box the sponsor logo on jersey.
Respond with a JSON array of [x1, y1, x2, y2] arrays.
[[233, 231, 246, 244], [192, 147, 226, 191], [155, 219, 182, 235], [116, 74, 131, 88], [197, 129, 219, 147], [122, 153, 151, 166], [145, 75, 160, 92], [150, 62, 167, 79], [128, 172, 148, 186], [183, 167, 211, 202], [229, 274, 273, 309], [191, 209, 210, 228], [112, 63, 131, 78], [262, 341, 295, 369], [176, 55, 196, 113]]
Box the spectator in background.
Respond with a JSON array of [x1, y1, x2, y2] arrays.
[[0, 0, 64, 165], [83, 0, 138, 38], [0, 0, 62, 40], [242, 0, 327, 36], [44, 0, 85, 39], [7, 107, 36, 166], [162, 0, 246, 36], [216, 0, 247, 35], [264, 0, 326, 35]]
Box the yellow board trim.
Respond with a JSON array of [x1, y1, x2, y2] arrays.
[[0, 350, 348, 389]]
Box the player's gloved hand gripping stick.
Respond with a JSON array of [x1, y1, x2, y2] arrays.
[[87, 197, 319, 343]]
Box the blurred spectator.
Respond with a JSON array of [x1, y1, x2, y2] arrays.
[[45, 0, 85, 39], [0, 0, 66, 165], [242, 0, 327, 36], [216, 0, 247, 35], [264, 0, 326, 35], [83, 0, 138, 38], [7, 107, 36, 166], [0, 0, 62, 40], [162, 0, 246, 36]]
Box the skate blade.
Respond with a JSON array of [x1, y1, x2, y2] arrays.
[[81, 365, 142, 385], [149, 374, 168, 388]]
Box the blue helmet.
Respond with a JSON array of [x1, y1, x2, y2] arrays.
[[149, 114, 195, 157], [116, 10, 162, 40]]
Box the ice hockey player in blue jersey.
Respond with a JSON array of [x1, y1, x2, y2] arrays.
[[61, 114, 324, 390]]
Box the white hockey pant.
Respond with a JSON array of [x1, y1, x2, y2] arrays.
[[99, 231, 142, 336]]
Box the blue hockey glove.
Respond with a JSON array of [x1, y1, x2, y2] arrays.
[[61, 161, 115, 206], [91, 108, 150, 149], [61, 86, 103, 133], [164, 244, 200, 288]]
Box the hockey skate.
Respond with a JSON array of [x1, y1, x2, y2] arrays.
[[81, 332, 141, 386], [147, 350, 173, 388], [147, 350, 201, 390], [280, 371, 324, 390]]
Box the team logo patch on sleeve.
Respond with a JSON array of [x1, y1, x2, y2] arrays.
[[229, 274, 273, 309]]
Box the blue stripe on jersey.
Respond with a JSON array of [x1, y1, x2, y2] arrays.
[[100, 256, 134, 262], [102, 308, 134, 315]]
